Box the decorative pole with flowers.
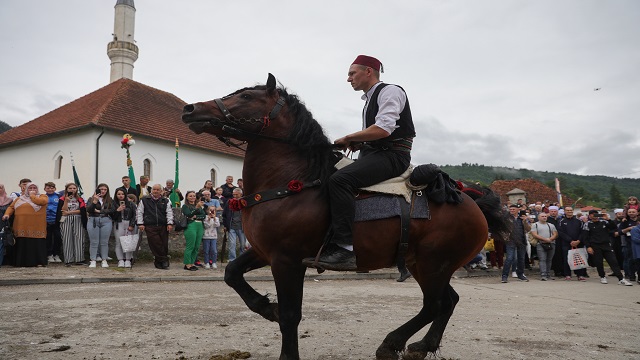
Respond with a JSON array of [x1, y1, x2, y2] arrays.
[[121, 133, 137, 189], [169, 138, 180, 207]]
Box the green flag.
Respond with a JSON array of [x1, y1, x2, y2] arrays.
[[169, 138, 180, 207], [128, 165, 137, 190], [70, 152, 84, 197]]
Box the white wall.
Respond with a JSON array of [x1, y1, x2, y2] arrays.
[[0, 128, 243, 198]]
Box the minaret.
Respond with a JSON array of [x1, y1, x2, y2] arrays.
[[107, 0, 138, 82]]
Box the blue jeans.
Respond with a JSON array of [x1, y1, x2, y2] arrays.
[[203, 238, 217, 264], [536, 243, 556, 277], [227, 228, 246, 261], [502, 242, 526, 278], [87, 217, 112, 261], [0, 238, 4, 267]]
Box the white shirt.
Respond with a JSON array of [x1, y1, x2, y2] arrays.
[[361, 82, 407, 135]]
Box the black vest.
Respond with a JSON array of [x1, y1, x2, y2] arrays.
[[364, 83, 416, 143], [140, 196, 170, 226]]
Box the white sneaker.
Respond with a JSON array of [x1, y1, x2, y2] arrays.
[[47, 255, 55, 263], [53, 255, 62, 263], [511, 272, 517, 278], [118, 260, 125, 268], [124, 260, 131, 268], [101, 260, 109, 268], [89, 260, 97, 268], [96, 256, 102, 261], [205, 264, 211, 269], [600, 277, 608, 284], [212, 263, 217, 269], [107, 257, 113, 261], [619, 279, 633, 286]]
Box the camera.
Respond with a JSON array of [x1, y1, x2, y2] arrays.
[[518, 210, 527, 217], [595, 213, 604, 218]]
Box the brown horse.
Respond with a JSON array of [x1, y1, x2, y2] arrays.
[[182, 74, 510, 360]]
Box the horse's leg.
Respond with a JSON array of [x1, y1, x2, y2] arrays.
[[374, 276, 447, 360], [270, 258, 307, 360], [403, 284, 459, 360], [224, 248, 279, 322]]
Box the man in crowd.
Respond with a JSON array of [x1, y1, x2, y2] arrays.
[[237, 178, 244, 192], [581, 210, 632, 286], [117, 175, 138, 198], [557, 207, 587, 281], [222, 188, 247, 261], [546, 205, 564, 277], [10, 178, 31, 200], [620, 208, 639, 281], [136, 175, 152, 200], [44, 182, 63, 263], [137, 184, 174, 270], [221, 175, 237, 199], [502, 205, 531, 283], [202, 190, 222, 212], [163, 179, 183, 206], [530, 212, 558, 280]]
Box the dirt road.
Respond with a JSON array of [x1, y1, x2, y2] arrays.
[[1, 276, 639, 359]]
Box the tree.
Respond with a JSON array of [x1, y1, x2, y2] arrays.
[[609, 184, 624, 208], [0, 120, 12, 134]]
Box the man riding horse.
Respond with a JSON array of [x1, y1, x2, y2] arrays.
[[304, 55, 416, 271]]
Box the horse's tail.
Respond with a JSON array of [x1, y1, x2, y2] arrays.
[[459, 182, 512, 244]]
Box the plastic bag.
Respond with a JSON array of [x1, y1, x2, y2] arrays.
[[484, 238, 495, 252], [567, 247, 588, 270], [119, 233, 139, 253]]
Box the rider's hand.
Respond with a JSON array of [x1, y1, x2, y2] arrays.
[[333, 136, 351, 151]]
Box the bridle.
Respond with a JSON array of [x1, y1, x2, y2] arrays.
[[209, 92, 289, 150]]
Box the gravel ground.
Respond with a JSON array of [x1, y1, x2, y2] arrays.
[[1, 270, 639, 360]]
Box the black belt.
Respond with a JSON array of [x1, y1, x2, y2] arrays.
[[89, 214, 111, 218]]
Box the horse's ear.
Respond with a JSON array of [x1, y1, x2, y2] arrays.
[[266, 73, 276, 93]]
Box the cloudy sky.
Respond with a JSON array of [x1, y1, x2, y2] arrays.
[[1, 0, 638, 178]]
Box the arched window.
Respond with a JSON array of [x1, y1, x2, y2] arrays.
[[210, 168, 217, 187], [143, 159, 151, 178], [54, 155, 63, 179]]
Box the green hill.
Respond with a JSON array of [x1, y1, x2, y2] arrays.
[[439, 163, 640, 208]]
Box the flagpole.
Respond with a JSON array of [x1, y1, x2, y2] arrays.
[[169, 138, 180, 207]]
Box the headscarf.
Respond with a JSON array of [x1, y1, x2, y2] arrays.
[[0, 184, 12, 206], [14, 182, 42, 212]]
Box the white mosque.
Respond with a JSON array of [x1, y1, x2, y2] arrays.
[[0, 0, 244, 195]]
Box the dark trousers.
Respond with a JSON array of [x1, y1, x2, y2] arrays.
[[550, 240, 564, 275], [145, 225, 169, 263], [591, 242, 623, 280], [622, 241, 638, 280], [562, 242, 587, 277], [46, 223, 62, 257], [328, 148, 410, 245], [611, 235, 624, 270]]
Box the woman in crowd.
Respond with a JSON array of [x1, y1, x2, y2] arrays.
[[86, 183, 115, 268], [182, 191, 205, 271], [2, 182, 48, 267], [56, 183, 88, 266], [112, 188, 137, 268], [199, 180, 214, 197], [0, 184, 14, 267], [202, 206, 220, 269]]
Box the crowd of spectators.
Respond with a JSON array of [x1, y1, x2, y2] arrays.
[[0, 175, 248, 271], [478, 197, 640, 286]]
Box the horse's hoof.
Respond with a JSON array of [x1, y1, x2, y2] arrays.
[[375, 342, 401, 360], [258, 302, 279, 322], [375, 348, 399, 360], [403, 341, 434, 360]]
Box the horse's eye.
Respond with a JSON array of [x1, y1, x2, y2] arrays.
[[240, 93, 252, 100]]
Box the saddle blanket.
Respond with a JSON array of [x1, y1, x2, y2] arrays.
[[335, 157, 414, 203], [355, 194, 430, 222]]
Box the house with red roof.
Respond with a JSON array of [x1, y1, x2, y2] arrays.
[[490, 178, 578, 207]]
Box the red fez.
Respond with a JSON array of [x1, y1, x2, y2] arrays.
[[352, 55, 384, 73]]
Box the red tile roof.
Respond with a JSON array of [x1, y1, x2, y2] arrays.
[[0, 78, 244, 158], [490, 178, 578, 207]]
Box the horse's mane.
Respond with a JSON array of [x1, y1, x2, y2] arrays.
[[228, 85, 338, 184]]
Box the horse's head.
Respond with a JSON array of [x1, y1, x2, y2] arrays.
[[182, 73, 290, 142]]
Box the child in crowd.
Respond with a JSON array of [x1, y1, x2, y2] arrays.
[[202, 207, 220, 269]]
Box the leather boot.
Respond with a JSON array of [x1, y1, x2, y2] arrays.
[[302, 243, 357, 271]]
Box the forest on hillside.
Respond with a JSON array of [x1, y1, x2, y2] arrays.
[[439, 163, 640, 208]]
